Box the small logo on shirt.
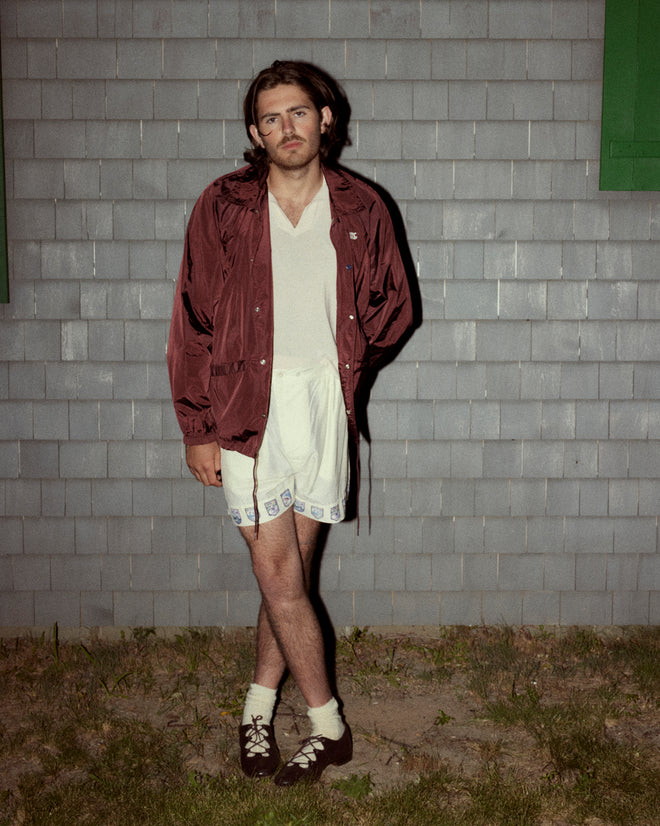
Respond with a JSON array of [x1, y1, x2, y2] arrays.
[[231, 508, 242, 525], [349, 231, 358, 240], [281, 488, 293, 508]]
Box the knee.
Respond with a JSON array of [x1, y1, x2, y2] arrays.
[[251, 555, 304, 604], [250, 555, 278, 588]]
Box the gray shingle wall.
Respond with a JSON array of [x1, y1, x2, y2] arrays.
[[1, 0, 659, 630]]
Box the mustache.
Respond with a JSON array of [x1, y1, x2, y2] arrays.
[[278, 134, 305, 147]]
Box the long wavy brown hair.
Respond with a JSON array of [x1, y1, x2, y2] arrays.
[[243, 61, 350, 172]]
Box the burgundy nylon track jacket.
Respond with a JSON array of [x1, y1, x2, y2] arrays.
[[167, 163, 413, 460]]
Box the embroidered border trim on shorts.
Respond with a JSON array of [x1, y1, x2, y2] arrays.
[[229, 490, 346, 526]]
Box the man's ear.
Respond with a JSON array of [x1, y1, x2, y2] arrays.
[[249, 124, 264, 147], [320, 106, 332, 134]]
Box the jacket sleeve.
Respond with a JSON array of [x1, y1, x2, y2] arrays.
[[360, 197, 414, 369], [167, 190, 222, 446]]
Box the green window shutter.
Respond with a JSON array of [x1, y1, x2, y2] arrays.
[[0, 45, 8, 304], [599, 0, 660, 191]]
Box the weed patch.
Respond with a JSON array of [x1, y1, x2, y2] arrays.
[[0, 625, 658, 826]]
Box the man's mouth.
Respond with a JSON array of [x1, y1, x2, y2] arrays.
[[280, 138, 304, 149]]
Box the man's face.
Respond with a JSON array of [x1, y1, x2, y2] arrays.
[[249, 84, 332, 172]]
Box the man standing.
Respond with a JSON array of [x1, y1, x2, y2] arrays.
[[167, 61, 413, 786]]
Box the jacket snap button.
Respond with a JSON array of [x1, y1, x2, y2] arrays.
[[349, 314, 354, 320], [255, 306, 260, 312], [260, 359, 266, 365], [345, 363, 350, 369]]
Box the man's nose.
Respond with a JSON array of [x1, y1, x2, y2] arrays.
[[282, 115, 294, 133]]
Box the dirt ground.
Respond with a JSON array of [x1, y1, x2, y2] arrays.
[[2, 624, 659, 822], [133, 626, 660, 797], [87, 630, 511, 791], [273, 673, 529, 792]]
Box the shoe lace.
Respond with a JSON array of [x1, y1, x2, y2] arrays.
[[288, 736, 326, 769], [245, 715, 272, 757]]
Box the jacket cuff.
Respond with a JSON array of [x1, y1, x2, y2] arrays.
[[182, 430, 219, 447]]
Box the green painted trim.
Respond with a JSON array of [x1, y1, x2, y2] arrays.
[[610, 141, 660, 159], [0, 42, 8, 304], [599, 0, 660, 191]]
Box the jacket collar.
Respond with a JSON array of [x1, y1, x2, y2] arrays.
[[215, 163, 369, 216]]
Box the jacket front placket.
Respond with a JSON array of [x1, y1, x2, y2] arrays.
[[330, 211, 361, 447], [246, 194, 275, 453]]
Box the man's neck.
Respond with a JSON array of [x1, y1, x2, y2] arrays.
[[267, 157, 324, 197], [267, 163, 324, 227]]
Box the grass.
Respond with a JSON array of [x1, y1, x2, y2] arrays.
[[1, 624, 659, 825]]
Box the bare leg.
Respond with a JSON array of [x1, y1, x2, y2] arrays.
[[252, 511, 320, 690], [240, 509, 331, 708]]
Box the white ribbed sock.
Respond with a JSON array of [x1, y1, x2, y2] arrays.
[[241, 683, 277, 726], [307, 697, 345, 740]]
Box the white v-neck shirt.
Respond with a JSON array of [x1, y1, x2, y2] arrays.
[[268, 176, 338, 369]]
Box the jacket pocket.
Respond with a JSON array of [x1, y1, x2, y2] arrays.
[[211, 361, 248, 377]]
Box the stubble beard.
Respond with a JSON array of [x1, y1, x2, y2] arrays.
[[269, 135, 322, 172]]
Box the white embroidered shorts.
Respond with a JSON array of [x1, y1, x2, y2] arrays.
[[221, 359, 349, 527]]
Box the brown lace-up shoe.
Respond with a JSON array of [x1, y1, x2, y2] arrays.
[[239, 715, 280, 778], [273, 725, 352, 787]]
